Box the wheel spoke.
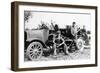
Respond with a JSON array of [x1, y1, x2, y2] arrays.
[[30, 49, 33, 51], [32, 55, 34, 58], [31, 46, 33, 49], [36, 44, 39, 48], [30, 52, 32, 54], [34, 54, 37, 59], [36, 53, 39, 56], [38, 51, 41, 54], [38, 48, 41, 51], [31, 53, 33, 57], [34, 44, 35, 48]]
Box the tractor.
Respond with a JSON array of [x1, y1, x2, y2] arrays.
[[24, 23, 90, 61]]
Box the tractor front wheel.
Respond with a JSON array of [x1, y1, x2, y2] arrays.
[[76, 38, 84, 52]]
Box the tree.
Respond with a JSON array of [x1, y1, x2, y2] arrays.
[[24, 11, 32, 22]]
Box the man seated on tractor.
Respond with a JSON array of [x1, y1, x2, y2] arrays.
[[53, 30, 69, 56]]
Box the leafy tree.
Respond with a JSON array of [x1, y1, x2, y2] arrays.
[[24, 11, 32, 22]]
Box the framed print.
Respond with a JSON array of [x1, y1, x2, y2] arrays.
[[11, 1, 98, 71]]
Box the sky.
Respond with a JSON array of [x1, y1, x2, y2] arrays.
[[25, 11, 91, 30]]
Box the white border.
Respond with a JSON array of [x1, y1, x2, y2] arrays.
[[18, 5, 96, 68]]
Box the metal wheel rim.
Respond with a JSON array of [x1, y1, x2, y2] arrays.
[[77, 38, 84, 52], [26, 42, 43, 60]]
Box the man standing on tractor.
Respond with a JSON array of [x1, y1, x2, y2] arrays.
[[71, 22, 78, 39]]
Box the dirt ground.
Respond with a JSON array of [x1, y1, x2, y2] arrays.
[[24, 47, 90, 61], [37, 49, 90, 61]]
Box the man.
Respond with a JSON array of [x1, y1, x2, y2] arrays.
[[71, 22, 78, 39]]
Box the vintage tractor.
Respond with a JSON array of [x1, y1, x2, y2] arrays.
[[24, 23, 90, 61]]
